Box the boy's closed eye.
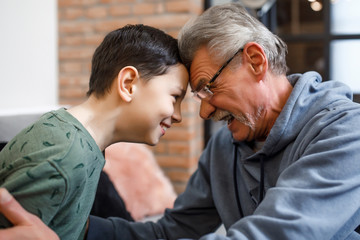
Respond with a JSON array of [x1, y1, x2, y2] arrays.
[[172, 89, 186, 103]]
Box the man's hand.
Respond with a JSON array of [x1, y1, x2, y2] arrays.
[[0, 188, 59, 240]]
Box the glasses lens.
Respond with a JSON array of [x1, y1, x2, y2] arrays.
[[192, 87, 213, 102]]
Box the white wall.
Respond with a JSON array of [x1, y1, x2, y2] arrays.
[[331, 40, 360, 94], [330, 0, 360, 94], [0, 0, 58, 111], [331, 0, 360, 35]]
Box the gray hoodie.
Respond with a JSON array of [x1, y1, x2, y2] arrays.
[[88, 71, 360, 240]]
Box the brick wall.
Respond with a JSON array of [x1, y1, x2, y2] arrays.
[[58, 0, 204, 193]]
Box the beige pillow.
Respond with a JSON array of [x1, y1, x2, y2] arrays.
[[104, 142, 177, 221]]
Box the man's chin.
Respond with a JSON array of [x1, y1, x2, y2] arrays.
[[228, 120, 247, 141], [230, 130, 246, 142], [229, 126, 256, 142]]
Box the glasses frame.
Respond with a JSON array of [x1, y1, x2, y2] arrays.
[[192, 48, 244, 102]]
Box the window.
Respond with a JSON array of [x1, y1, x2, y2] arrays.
[[275, 0, 360, 97]]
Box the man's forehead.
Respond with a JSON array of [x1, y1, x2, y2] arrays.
[[189, 47, 212, 90], [190, 46, 211, 70]]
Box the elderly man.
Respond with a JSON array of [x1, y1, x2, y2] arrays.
[[1, 2, 360, 239]]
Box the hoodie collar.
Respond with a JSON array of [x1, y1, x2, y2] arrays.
[[260, 71, 352, 156]]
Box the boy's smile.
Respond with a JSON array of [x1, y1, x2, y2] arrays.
[[124, 64, 188, 145]]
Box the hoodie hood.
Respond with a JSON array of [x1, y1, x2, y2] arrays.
[[262, 71, 353, 156]]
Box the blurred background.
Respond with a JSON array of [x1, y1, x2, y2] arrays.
[[0, 0, 359, 194]]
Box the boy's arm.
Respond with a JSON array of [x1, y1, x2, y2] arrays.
[[0, 188, 59, 240]]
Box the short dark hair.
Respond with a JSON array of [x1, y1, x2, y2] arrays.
[[87, 24, 182, 97]]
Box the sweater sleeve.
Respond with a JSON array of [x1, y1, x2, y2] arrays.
[[87, 215, 117, 240]]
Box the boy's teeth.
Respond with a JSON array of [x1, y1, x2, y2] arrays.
[[161, 124, 167, 131]]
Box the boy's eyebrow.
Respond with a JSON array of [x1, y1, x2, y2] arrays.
[[180, 88, 187, 97], [173, 86, 187, 97]]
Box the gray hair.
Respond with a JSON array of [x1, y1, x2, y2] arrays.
[[178, 2, 288, 75]]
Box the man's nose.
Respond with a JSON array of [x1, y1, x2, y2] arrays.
[[199, 100, 216, 120]]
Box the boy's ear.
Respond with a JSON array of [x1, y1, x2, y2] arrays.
[[242, 42, 268, 81], [116, 66, 139, 102]]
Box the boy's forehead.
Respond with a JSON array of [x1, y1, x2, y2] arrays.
[[159, 64, 189, 91]]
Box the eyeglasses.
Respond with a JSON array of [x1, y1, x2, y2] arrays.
[[192, 48, 244, 102]]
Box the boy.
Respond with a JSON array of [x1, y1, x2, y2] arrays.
[[0, 24, 188, 239]]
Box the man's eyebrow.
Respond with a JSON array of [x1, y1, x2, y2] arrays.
[[192, 78, 206, 92]]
